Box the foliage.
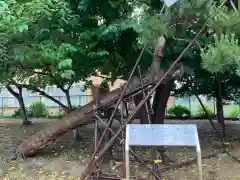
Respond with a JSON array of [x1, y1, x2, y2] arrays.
[[138, 14, 170, 47], [201, 34, 240, 73], [1, 0, 240, 121], [173, 53, 240, 104], [167, 105, 191, 117], [200, 5, 240, 74], [193, 105, 215, 118], [206, 5, 240, 35], [12, 108, 22, 117], [58, 105, 78, 118], [2, 0, 79, 80], [58, 108, 66, 118], [0, 0, 150, 101], [228, 106, 240, 117], [169, 2, 240, 106], [0, 0, 87, 110], [28, 101, 48, 118]]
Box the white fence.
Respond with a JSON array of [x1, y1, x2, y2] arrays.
[[0, 84, 90, 108]]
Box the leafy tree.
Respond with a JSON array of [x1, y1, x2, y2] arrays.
[[0, 0, 30, 124], [199, 5, 240, 135], [0, 0, 85, 112]]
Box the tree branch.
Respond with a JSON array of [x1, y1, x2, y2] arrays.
[[17, 65, 60, 84], [17, 62, 76, 92], [13, 82, 69, 110], [74, 0, 81, 10], [13, 63, 73, 109], [6, 85, 19, 98], [6, 78, 22, 98], [58, 85, 67, 93], [67, 79, 75, 90], [173, 37, 202, 49], [18, 86, 23, 96], [28, 69, 50, 76]]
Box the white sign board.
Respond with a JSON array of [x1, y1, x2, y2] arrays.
[[125, 124, 202, 180]]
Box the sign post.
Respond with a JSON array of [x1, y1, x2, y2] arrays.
[[125, 124, 203, 180]]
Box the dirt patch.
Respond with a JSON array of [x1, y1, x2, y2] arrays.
[[0, 119, 240, 179]]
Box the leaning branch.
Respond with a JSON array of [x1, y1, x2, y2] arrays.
[[6, 85, 19, 98], [13, 82, 69, 110]]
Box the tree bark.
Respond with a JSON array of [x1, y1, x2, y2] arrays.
[[59, 86, 73, 110], [152, 80, 173, 124], [65, 90, 73, 110], [13, 36, 179, 158], [215, 73, 225, 137], [133, 93, 152, 124], [152, 80, 173, 163], [18, 96, 29, 125], [6, 85, 31, 125], [58, 86, 82, 141]]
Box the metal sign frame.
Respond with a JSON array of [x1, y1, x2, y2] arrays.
[[125, 124, 203, 180]]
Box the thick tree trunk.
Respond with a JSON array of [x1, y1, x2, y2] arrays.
[[215, 73, 225, 137], [6, 85, 31, 125], [152, 80, 173, 124], [18, 96, 30, 125], [133, 92, 152, 124], [152, 80, 173, 163], [13, 36, 179, 158]]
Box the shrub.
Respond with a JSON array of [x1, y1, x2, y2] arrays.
[[28, 101, 48, 118], [57, 106, 78, 118], [228, 106, 240, 117], [12, 108, 22, 117], [58, 107, 66, 118], [193, 105, 215, 118], [167, 105, 191, 117]]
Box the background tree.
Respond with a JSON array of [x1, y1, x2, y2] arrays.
[[0, 0, 30, 125], [0, 0, 85, 112]]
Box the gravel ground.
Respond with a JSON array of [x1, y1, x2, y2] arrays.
[[0, 118, 240, 180]]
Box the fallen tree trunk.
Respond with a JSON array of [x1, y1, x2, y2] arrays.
[[13, 74, 158, 158], [12, 36, 177, 158]]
